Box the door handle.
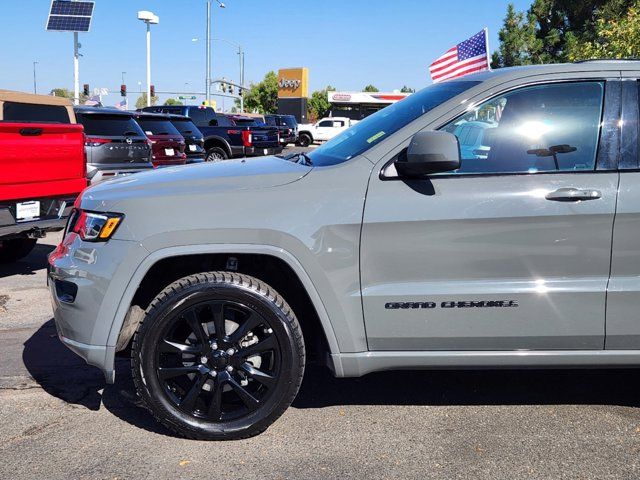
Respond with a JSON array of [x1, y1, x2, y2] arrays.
[[545, 187, 602, 202]]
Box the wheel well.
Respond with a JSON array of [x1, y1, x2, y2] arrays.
[[204, 138, 231, 157], [299, 131, 312, 141], [122, 253, 330, 363]]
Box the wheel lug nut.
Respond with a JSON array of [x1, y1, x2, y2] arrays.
[[226, 366, 234, 372], [266, 328, 273, 334], [200, 356, 208, 364], [210, 342, 218, 350], [226, 348, 235, 356], [209, 370, 217, 377]]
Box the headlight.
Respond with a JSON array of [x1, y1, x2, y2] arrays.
[[67, 209, 124, 242]]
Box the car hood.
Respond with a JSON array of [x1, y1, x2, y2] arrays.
[[81, 155, 313, 211]]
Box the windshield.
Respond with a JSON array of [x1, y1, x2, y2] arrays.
[[307, 80, 480, 166]]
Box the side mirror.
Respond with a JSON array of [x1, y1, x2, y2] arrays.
[[395, 131, 461, 177]]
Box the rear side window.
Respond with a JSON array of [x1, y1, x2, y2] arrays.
[[77, 114, 145, 136], [136, 118, 181, 136], [282, 116, 297, 127], [265, 116, 277, 126], [318, 120, 333, 127], [216, 115, 234, 127], [171, 119, 200, 136], [187, 108, 215, 127], [3, 102, 70, 123]]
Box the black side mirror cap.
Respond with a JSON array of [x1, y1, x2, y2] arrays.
[[395, 131, 461, 177]]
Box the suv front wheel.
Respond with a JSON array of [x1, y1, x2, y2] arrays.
[[131, 272, 305, 440]]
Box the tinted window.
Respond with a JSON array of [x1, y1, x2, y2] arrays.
[[233, 118, 263, 126], [318, 120, 333, 127], [78, 114, 145, 136], [3, 102, 70, 123], [440, 82, 604, 174], [265, 116, 277, 126], [171, 119, 200, 136], [308, 80, 479, 166], [282, 116, 297, 127], [216, 115, 234, 127], [187, 108, 214, 126], [136, 118, 181, 136]]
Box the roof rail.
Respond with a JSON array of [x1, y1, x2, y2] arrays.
[[574, 58, 640, 63]]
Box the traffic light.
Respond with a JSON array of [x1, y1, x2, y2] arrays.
[[83, 84, 90, 96], [120, 84, 127, 97], [229, 84, 234, 95], [221, 82, 227, 94], [238, 87, 243, 97], [150, 85, 155, 97]]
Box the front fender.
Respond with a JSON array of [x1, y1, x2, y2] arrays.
[[106, 243, 341, 356]]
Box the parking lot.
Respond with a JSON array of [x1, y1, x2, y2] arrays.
[[0, 231, 639, 479]]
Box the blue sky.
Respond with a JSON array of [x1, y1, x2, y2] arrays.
[[0, 0, 532, 107]]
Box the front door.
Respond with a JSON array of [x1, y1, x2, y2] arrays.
[[361, 80, 619, 351]]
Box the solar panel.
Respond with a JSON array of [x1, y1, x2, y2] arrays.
[[46, 0, 95, 32]]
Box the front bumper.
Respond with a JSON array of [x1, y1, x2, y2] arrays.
[[48, 233, 148, 383]]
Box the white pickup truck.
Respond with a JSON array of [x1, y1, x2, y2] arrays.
[[297, 117, 356, 147]]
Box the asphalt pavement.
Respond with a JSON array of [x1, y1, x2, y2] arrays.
[[2, 226, 640, 479]]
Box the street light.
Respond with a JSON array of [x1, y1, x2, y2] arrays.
[[137, 10, 159, 107], [206, 0, 226, 105], [33, 61, 38, 94], [212, 38, 245, 112]]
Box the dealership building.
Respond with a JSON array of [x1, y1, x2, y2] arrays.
[[276, 67, 411, 123]]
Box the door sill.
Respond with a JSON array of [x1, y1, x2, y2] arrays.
[[328, 350, 640, 377]]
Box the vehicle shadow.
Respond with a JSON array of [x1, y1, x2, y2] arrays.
[[22, 320, 640, 438], [0, 242, 55, 278]]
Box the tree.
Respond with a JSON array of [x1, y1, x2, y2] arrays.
[[308, 85, 336, 122], [49, 87, 88, 103], [567, 2, 640, 60], [363, 84, 379, 92], [136, 93, 159, 109], [492, 0, 637, 67], [163, 98, 183, 106], [400, 86, 415, 93], [240, 71, 279, 114]]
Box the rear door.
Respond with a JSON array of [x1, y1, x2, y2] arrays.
[[605, 75, 640, 348], [361, 79, 620, 351]]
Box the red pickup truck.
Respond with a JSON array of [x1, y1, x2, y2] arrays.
[[0, 90, 86, 263]]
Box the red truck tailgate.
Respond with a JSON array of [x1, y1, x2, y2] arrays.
[[0, 123, 86, 201]]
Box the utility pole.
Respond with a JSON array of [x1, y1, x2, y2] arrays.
[[73, 32, 80, 104], [146, 22, 151, 106], [33, 61, 38, 94], [206, 0, 211, 105]]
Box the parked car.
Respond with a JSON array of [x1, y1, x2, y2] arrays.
[[297, 116, 355, 146], [0, 90, 85, 262], [452, 120, 497, 162], [141, 106, 282, 161], [74, 107, 154, 183], [168, 114, 205, 164], [133, 112, 187, 167], [49, 60, 637, 441], [265, 114, 298, 146]]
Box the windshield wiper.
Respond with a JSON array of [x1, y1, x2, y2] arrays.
[[276, 152, 313, 166]]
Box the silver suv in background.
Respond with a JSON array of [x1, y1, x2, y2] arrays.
[[50, 60, 640, 440], [74, 107, 154, 184]]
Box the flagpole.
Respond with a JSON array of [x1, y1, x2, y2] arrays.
[[484, 27, 492, 70]]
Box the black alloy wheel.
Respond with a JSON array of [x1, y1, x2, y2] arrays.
[[132, 272, 305, 440]]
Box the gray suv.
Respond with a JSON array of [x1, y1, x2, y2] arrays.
[[49, 61, 640, 440], [75, 107, 154, 183]]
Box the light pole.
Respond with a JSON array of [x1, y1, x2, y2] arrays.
[[121, 71, 126, 85], [206, 0, 226, 106], [33, 61, 38, 94], [184, 82, 190, 105], [137, 11, 159, 107], [212, 38, 244, 112]]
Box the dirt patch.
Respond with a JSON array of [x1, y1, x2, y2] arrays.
[[0, 295, 8, 313]]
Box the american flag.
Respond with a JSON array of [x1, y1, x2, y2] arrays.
[[114, 99, 128, 111], [429, 30, 490, 83]]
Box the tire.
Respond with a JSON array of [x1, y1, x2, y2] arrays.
[[0, 237, 37, 263], [297, 133, 312, 148], [131, 272, 305, 440], [205, 147, 228, 162]]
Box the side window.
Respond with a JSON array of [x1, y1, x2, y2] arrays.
[[334, 121, 345, 128], [188, 108, 207, 126], [3, 102, 70, 123], [439, 81, 605, 174], [318, 120, 333, 127]]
